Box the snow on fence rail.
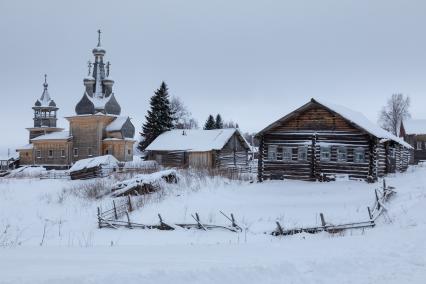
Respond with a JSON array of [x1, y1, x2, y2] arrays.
[[271, 179, 396, 236], [39, 171, 70, 180], [97, 198, 242, 233], [96, 179, 396, 237]]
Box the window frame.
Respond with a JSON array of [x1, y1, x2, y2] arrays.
[[282, 147, 292, 161], [298, 146, 308, 161], [36, 150, 41, 159], [337, 146, 347, 162], [73, 148, 78, 157], [60, 149, 66, 158], [417, 141, 422, 150], [354, 147, 365, 163], [320, 146, 331, 162], [48, 149, 54, 158], [87, 147, 93, 157], [268, 145, 278, 161]]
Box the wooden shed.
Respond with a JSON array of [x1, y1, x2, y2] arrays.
[[145, 129, 250, 171], [256, 99, 412, 182], [69, 155, 119, 180]]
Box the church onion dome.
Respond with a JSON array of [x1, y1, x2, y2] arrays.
[[92, 30, 106, 56], [49, 100, 56, 107], [34, 99, 41, 107], [75, 93, 95, 115], [104, 93, 121, 115]]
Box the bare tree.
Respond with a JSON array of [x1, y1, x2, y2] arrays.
[[170, 96, 199, 129], [379, 94, 410, 135]]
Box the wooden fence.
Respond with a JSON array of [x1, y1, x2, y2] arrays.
[[271, 179, 395, 236], [97, 198, 242, 233]]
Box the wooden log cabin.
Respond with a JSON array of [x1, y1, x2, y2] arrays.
[[256, 99, 412, 182], [145, 129, 250, 171], [399, 119, 426, 164]]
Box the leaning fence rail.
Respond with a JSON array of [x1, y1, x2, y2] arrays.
[[271, 179, 396, 236]]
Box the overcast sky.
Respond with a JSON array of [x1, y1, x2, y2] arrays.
[[1, 0, 426, 154]]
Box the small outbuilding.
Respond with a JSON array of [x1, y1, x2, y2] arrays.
[[145, 129, 250, 172], [399, 119, 426, 164], [256, 99, 412, 182], [0, 153, 19, 171], [69, 155, 119, 180]]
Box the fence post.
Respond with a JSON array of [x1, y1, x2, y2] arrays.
[[113, 200, 118, 220], [127, 195, 133, 212], [320, 213, 326, 228], [126, 211, 132, 228], [375, 189, 381, 210], [367, 206, 373, 224], [97, 207, 101, 229], [276, 221, 284, 235]]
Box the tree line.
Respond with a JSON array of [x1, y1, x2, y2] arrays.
[[138, 81, 411, 152]]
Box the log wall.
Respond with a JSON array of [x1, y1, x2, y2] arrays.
[[257, 104, 410, 182]]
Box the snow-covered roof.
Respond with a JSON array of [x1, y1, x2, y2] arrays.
[[69, 155, 119, 172], [106, 116, 129, 132], [146, 129, 250, 152], [403, 119, 426, 135], [257, 98, 412, 149], [0, 152, 19, 161], [316, 99, 412, 148], [31, 131, 72, 141], [16, 143, 34, 150], [103, 137, 135, 141]]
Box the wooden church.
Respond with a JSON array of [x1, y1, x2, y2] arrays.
[[16, 31, 135, 169], [256, 99, 411, 182]]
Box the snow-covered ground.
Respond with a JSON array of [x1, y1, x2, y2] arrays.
[[0, 166, 425, 283]]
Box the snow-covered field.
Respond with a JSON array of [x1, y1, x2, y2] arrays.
[[0, 167, 425, 283]]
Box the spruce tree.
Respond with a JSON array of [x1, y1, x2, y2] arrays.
[[138, 82, 174, 151], [204, 115, 216, 130], [215, 114, 223, 129]]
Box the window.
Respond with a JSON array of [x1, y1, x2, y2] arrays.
[[127, 149, 131, 155], [36, 150, 41, 159], [25, 152, 29, 157], [105, 149, 109, 155], [417, 142, 422, 150], [88, 147, 93, 157], [48, 150, 53, 158], [354, 148, 365, 163], [283, 147, 292, 161], [320, 146, 331, 161], [60, 149, 65, 157], [390, 148, 396, 158], [337, 147, 347, 162], [73, 148, 78, 157], [268, 145, 277, 160], [298, 146, 308, 161]]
